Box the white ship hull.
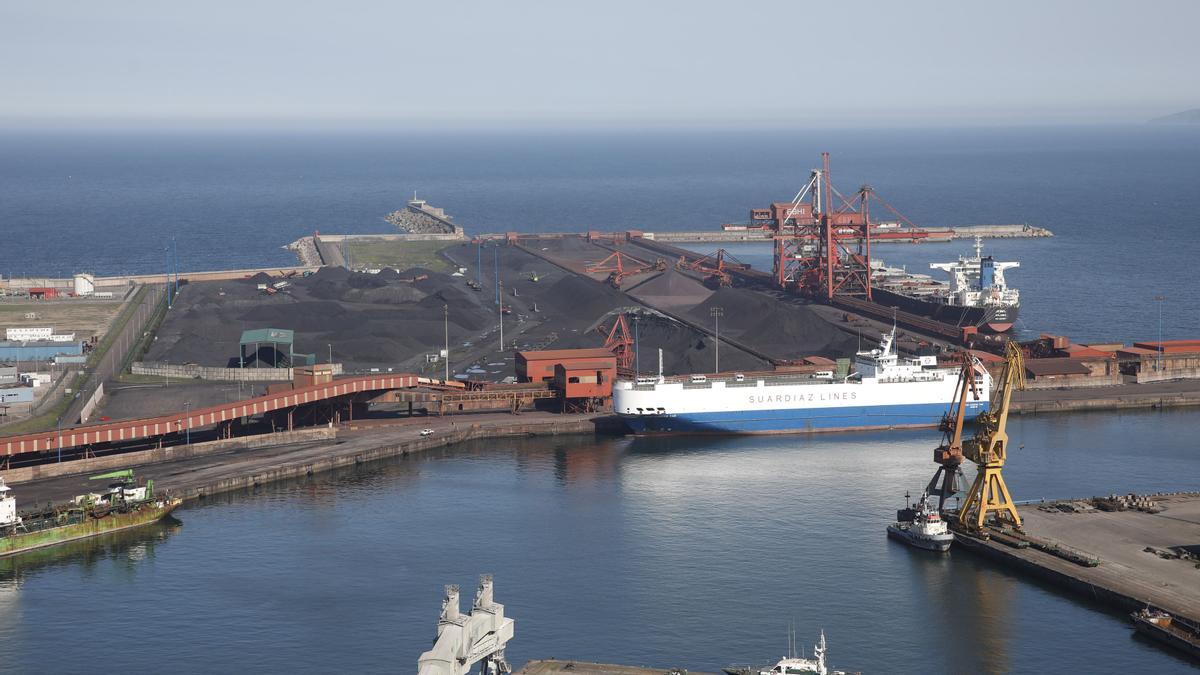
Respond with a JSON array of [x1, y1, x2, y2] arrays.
[[887, 523, 955, 552], [615, 370, 987, 435]]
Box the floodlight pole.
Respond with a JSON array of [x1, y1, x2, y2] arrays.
[[710, 306, 723, 374]]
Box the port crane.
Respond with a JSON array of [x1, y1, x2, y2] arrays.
[[676, 248, 747, 287], [929, 342, 1025, 531], [585, 251, 665, 288], [598, 313, 635, 373], [926, 354, 985, 512]]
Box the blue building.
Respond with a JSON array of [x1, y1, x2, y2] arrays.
[[0, 386, 34, 404], [0, 340, 84, 362]]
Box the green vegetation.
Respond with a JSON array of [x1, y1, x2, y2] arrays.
[[341, 240, 455, 272]]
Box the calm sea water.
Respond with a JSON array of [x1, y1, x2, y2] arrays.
[[1, 126, 1198, 341], [0, 409, 1197, 674]]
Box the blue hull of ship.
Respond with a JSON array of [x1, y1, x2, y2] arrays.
[[619, 401, 988, 435]]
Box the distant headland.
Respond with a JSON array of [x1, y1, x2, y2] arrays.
[[1149, 108, 1200, 124]]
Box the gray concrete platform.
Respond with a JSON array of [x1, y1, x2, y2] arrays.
[[1018, 496, 1200, 614], [518, 660, 711, 675], [959, 495, 1200, 623]]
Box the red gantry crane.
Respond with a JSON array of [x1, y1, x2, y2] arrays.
[[585, 251, 665, 288], [772, 152, 928, 302]]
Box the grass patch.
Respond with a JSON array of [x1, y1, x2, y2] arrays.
[[341, 240, 455, 272], [0, 300, 123, 340]]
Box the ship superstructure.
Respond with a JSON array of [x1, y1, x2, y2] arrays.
[[872, 237, 1021, 332], [615, 331, 989, 435]]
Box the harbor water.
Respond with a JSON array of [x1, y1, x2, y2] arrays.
[[0, 408, 1197, 673]]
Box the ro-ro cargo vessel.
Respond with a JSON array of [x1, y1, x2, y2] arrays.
[[615, 330, 989, 435]]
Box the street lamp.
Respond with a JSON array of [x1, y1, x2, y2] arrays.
[[1154, 295, 1166, 372], [634, 316, 640, 375], [498, 281, 505, 352], [443, 304, 450, 382], [183, 401, 191, 445], [710, 306, 724, 374]]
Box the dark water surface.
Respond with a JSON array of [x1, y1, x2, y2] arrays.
[[0, 409, 1197, 673]]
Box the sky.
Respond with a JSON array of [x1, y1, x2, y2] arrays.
[[2, 0, 1198, 130]]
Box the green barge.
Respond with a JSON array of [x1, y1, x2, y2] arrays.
[[0, 470, 181, 558]]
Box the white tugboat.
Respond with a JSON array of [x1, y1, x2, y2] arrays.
[[724, 630, 855, 675], [887, 491, 955, 552]]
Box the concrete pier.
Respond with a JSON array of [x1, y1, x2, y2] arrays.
[[955, 494, 1200, 625], [1012, 379, 1200, 413], [9, 412, 607, 506], [518, 661, 712, 674]]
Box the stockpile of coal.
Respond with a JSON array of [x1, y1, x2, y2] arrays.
[[687, 287, 858, 360], [536, 275, 629, 319], [551, 312, 769, 376], [626, 269, 714, 310], [146, 267, 497, 370]]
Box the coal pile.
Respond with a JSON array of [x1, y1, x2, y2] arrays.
[[538, 274, 629, 318], [551, 312, 769, 376], [146, 265, 502, 371], [626, 269, 714, 310], [687, 287, 858, 359]]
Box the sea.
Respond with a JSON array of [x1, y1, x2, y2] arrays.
[[1, 126, 1200, 672]]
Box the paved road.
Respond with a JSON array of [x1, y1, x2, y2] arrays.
[[13, 411, 604, 506], [63, 284, 165, 425], [1014, 379, 1200, 403]]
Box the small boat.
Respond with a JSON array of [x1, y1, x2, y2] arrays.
[[887, 491, 954, 552], [723, 630, 855, 675], [1131, 608, 1200, 661]]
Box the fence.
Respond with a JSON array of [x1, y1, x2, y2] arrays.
[[132, 362, 343, 382], [79, 382, 104, 423]]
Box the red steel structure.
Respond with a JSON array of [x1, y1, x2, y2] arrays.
[[0, 374, 423, 458], [585, 251, 665, 288], [679, 249, 747, 287], [772, 152, 874, 301], [600, 314, 635, 372]]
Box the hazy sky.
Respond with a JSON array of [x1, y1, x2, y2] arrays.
[[2, 1, 1197, 129]]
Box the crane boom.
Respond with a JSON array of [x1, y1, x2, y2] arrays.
[[926, 353, 985, 510], [958, 341, 1026, 531]]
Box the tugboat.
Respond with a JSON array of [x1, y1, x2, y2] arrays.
[[0, 470, 181, 557], [887, 491, 954, 552], [723, 629, 855, 675]]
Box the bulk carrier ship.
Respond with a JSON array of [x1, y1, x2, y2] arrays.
[[871, 238, 1020, 333], [614, 331, 989, 435]]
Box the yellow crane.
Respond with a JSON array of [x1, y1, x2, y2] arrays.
[[957, 340, 1026, 532]]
